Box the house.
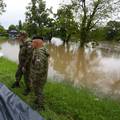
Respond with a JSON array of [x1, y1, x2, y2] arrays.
[[8, 30, 18, 39]]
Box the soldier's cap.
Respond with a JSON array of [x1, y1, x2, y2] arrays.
[[18, 30, 28, 37], [32, 36, 44, 41]]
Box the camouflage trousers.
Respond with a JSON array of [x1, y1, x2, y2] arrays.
[[30, 70, 47, 109], [15, 64, 30, 90]]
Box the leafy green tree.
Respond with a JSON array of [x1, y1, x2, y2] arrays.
[[90, 27, 106, 41], [71, 0, 120, 47], [18, 20, 23, 31], [0, 25, 5, 33], [55, 4, 79, 44], [25, 0, 50, 36], [42, 17, 55, 40], [105, 21, 120, 40], [0, 0, 6, 15], [8, 24, 18, 31], [0, 25, 7, 36]]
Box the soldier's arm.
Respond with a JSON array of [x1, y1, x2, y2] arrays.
[[44, 44, 50, 57], [23, 45, 33, 68]]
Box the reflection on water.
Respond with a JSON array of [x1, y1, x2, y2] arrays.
[[1, 40, 120, 98], [47, 42, 120, 99], [0, 40, 19, 62]]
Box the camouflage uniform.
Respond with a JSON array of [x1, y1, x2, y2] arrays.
[[15, 39, 33, 90], [30, 46, 49, 109]]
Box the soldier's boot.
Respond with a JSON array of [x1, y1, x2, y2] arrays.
[[23, 88, 31, 96], [11, 81, 20, 88], [33, 99, 45, 111], [35, 105, 45, 111]]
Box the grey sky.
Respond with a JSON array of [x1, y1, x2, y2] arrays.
[[0, 0, 62, 28]]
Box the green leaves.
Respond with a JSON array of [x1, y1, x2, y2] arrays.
[[25, 0, 50, 36], [8, 24, 18, 31], [70, 0, 120, 47], [54, 4, 79, 43], [0, 0, 6, 15]]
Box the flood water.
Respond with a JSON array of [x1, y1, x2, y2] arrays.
[[1, 40, 120, 98]]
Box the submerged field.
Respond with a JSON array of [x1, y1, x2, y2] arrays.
[[0, 57, 120, 120]]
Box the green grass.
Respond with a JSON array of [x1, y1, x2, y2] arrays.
[[0, 57, 120, 120]]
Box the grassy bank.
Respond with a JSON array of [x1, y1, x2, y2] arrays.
[[0, 57, 120, 120]]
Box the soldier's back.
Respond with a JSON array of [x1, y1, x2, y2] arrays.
[[31, 46, 49, 74]]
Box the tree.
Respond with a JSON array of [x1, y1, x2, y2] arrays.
[[25, 0, 50, 36], [90, 27, 106, 41], [71, 0, 120, 47], [18, 20, 23, 31], [43, 17, 55, 40], [0, 0, 6, 15], [8, 24, 18, 31], [55, 4, 79, 45], [105, 21, 120, 40], [0, 25, 7, 36]]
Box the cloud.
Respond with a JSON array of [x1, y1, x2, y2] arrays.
[[0, 0, 30, 28], [0, 0, 61, 29]]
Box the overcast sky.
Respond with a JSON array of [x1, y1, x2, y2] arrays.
[[0, 0, 62, 28]]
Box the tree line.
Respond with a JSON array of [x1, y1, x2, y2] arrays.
[[0, 0, 120, 47]]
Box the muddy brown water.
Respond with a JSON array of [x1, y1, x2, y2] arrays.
[[1, 40, 120, 98]]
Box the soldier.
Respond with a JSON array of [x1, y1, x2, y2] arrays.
[[30, 36, 49, 110], [12, 31, 33, 95]]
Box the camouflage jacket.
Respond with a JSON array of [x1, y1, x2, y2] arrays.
[[19, 39, 33, 67], [30, 46, 49, 74]]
